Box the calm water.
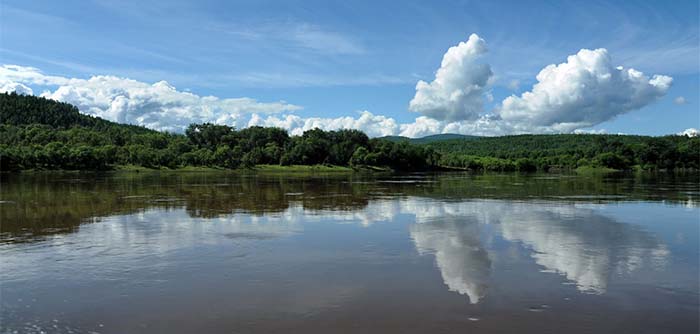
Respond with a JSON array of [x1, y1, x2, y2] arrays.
[[1, 172, 698, 333]]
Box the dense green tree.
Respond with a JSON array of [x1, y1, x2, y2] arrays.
[[1, 93, 697, 172], [428, 133, 699, 171], [350, 147, 369, 166], [594, 152, 631, 170]]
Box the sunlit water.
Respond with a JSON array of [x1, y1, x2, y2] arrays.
[[1, 172, 698, 333]]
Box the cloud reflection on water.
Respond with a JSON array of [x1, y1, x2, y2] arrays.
[[402, 200, 669, 301], [1, 197, 671, 305], [410, 217, 490, 303], [257, 198, 670, 302]]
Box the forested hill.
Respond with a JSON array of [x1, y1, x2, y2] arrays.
[[0, 92, 697, 172], [0, 92, 154, 134], [380, 133, 479, 144], [369, 129, 697, 172], [0, 93, 439, 171], [428, 133, 699, 171]]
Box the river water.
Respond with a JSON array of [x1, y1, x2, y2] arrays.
[[1, 172, 698, 333]]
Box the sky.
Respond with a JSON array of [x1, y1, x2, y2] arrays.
[[0, 0, 698, 137]]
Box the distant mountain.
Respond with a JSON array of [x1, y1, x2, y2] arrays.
[[379, 133, 480, 144]]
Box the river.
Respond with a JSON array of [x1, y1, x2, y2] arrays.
[[1, 172, 698, 333]]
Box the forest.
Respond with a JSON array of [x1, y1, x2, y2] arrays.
[[428, 133, 699, 172], [0, 93, 439, 171], [0, 92, 697, 172]]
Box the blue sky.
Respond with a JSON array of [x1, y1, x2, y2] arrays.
[[1, 0, 698, 136]]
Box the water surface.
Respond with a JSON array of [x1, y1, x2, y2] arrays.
[[1, 172, 698, 333]]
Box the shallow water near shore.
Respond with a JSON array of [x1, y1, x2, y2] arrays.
[[1, 172, 698, 333]]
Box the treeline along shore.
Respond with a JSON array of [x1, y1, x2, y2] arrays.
[[0, 92, 698, 172]]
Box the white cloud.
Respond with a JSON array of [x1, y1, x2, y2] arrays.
[[573, 128, 608, 135], [398, 116, 444, 138], [0, 81, 33, 95], [0, 64, 72, 86], [404, 39, 672, 136], [0, 65, 302, 132], [1, 40, 675, 138], [673, 96, 687, 105], [439, 115, 511, 136], [248, 112, 517, 138], [248, 111, 399, 137], [248, 111, 510, 138], [498, 48, 672, 132], [408, 34, 493, 121], [247, 111, 609, 138], [678, 128, 699, 137]]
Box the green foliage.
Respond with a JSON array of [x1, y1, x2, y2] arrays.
[[0, 93, 438, 171], [3, 93, 696, 172], [430, 134, 699, 171], [380, 133, 479, 144], [0, 92, 154, 134], [593, 152, 631, 170], [515, 158, 537, 172]]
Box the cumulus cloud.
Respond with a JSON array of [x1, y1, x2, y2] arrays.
[[1, 40, 674, 138], [497, 48, 672, 132], [0, 64, 73, 86], [573, 128, 608, 134], [0, 81, 33, 95], [678, 128, 699, 137], [248, 111, 399, 137], [673, 96, 687, 105], [398, 116, 444, 138], [0, 65, 302, 132], [248, 112, 510, 138], [408, 34, 493, 122], [246, 110, 606, 138], [404, 38, 672, 136]]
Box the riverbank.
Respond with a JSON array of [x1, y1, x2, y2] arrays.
[[116, 164, 368, 173], [39, 164, 363, 174], [5, 164, 692, 175]]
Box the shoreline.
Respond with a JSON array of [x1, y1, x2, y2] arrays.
[[4, 165, 695, 175]]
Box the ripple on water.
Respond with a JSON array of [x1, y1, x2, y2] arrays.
[[528, 304, 551, 312]]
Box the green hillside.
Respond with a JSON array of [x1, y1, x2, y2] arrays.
[[0, 92, 155, 134], [380, 133, 479, 144], [0, 93, 438, 171], [427, 134, 699, 171], [1, 92, 697, 173]]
